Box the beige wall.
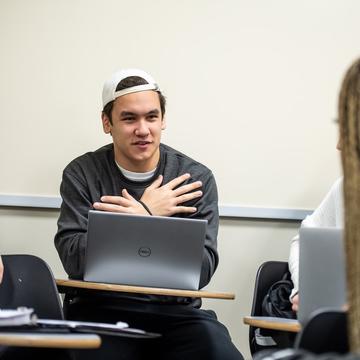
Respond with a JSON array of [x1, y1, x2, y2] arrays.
[[0, 0, 352, 208], [0, 207, 298, 358]]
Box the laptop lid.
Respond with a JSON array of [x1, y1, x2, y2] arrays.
[[298, 227, 346, 324], [84, 210, 207, 290]]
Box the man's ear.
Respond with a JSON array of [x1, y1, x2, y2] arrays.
[[161, 116, 166, 130], [102, 113, 112, 134]]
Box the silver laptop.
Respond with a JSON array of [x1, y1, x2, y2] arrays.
[[84, 210, 207, 290], [298, 227, 346, 324]]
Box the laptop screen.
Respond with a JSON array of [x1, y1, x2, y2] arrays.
[[84, 210, 207, 290], [298, 227, 346, 323]]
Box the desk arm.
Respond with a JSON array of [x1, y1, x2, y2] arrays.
[[243, 316, 301, 333], [56, 279, 235, 300]]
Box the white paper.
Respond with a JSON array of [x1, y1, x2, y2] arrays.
[[0, 307, 35, 326], [37, 318, 129, 330]]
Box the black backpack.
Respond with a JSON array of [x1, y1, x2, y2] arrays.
[[261, 271, 296, 319]]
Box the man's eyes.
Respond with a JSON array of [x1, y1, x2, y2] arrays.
[[121, 114, 158, 122]]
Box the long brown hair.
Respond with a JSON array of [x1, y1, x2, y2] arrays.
[[339, 57, 360, 353]]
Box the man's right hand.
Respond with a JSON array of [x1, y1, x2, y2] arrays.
[[140, 173, 203, 216]]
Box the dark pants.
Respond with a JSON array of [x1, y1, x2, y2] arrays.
[[65, 298, 243, 360], [0, 346, 72, 360]]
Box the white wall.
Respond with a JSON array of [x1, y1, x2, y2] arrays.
[[0, 0, 352, 208]]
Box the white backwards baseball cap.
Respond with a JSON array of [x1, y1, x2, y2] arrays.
[[102, 68, 160, 108]]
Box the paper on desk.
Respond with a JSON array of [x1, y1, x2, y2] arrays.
[[0, 307, 36, 326], [36, 319, 162, 338], [37, 319, 129, 331]]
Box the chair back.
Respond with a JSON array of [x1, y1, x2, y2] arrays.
[[0, 254, 64, 319], [294, 309, 348, 354], [250, 261, 290, 317], [249, 261, 291, 354]]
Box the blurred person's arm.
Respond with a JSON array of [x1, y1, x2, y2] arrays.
[[0, 256, 3, 283]]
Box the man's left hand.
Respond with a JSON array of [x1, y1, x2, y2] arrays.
[[93, 189, 149, 215]]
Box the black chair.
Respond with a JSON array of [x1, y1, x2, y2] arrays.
[[0, 255, 76, 359], [0, 254, 64, 319], [294, 309, 348, 354], [249, 261, 295, 355]]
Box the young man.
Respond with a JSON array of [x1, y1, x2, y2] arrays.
[[54, 69, 243, 359]]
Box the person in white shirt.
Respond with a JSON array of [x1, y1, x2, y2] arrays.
[[288, 140, 343, 312]]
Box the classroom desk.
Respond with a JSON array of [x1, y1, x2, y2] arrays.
[[56, 279, 235, 300], [0, 332, 101, 349], [243, 316, 301, 333]]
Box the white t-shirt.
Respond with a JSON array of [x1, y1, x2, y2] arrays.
[[288, 177, 344, 298]]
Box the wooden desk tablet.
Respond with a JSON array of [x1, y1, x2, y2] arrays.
[[56, 279, 235, 300], [243, 316, 301, 333], [0, 332, 101, 349]]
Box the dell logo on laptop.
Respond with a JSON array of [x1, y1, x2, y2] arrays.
[[138, 247, 151, 257]]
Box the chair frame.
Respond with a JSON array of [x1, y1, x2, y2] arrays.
[[294, 309, 348, 354], [0, 254, 64, 320], [249, 260, 293, 355]]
